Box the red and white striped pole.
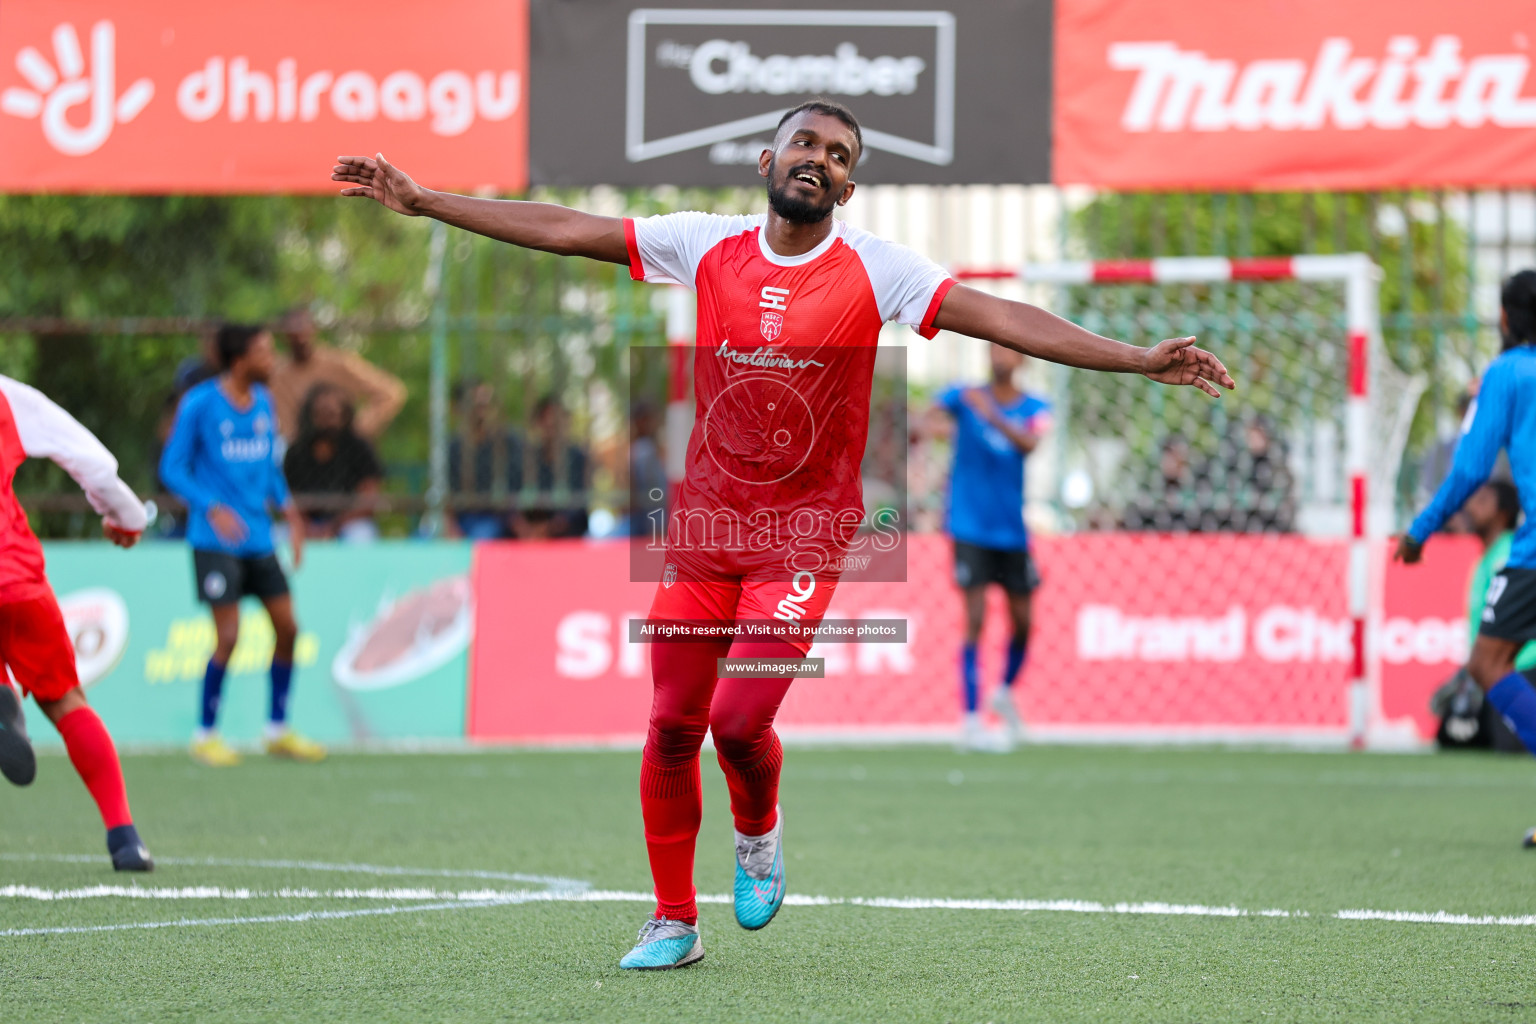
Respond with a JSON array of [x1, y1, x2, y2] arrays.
[[664, 285, 694, 486], [956, 255, 1382, 748], [1340, 257, 1376, 748]]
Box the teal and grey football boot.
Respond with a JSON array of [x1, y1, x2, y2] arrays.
[[733, 807, 785, 930], [618, 915, 704, 970]]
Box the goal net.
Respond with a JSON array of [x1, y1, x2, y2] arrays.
[[932, 256, 1426, 747]]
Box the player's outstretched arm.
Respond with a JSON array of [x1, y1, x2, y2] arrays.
[[931, 285, 1236, 398], [1396, 362, 1513, 563], [0, 377, 147, 539], [331, 154, 628, 265]]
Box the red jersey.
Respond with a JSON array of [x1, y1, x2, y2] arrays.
[[625, 214, 954, 580], [0, 377, 146, 605]]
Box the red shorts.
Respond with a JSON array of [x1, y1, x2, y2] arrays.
[[648, 566, 839, 656], [0, 593, 80, 702]]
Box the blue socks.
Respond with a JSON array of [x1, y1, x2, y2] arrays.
[[200, 659, 228, 730], [1003, 637, 1028, 688], [1487, 672, 1536, 755], [269, 660, 294, 726], [961, 643, 979, 713]]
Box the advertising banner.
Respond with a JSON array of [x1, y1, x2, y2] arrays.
[[44, 541, 473, 747], [529, 0, 1051, 186], [468, 534, 1474, 745], [0, 1, 527, 193], [1055, 0, 1536, 190]]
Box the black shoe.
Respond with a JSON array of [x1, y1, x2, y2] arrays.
[[0, 684, 36, 786], [107, 824, 154, 872], [1523, 828, 1536, 850]]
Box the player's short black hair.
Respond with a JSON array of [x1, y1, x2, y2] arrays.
[[1488, 479, 1522, 527], [1501, 269, 1536, 347], [216, 323, 266, 370], [776, 100, 863, 156]]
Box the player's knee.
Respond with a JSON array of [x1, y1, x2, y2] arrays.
[[272, 620, 298, 650], [213, 627, 239, 660], [646, 709, 708, 763], [709, 712, 769, 766], [1468, 645, 1515, 690], [36, 686, 86, 724]]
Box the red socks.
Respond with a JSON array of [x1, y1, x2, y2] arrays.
[[56, 706, 132, 829], [718, 731, 782, 837], [639, 755, 701, 924]]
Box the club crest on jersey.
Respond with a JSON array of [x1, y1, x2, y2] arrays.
[[662, 562, 677, 588], [760, 310, 784, 342]]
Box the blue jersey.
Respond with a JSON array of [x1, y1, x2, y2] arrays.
[[941, 384, 1051, 551], [1410, 346, 1536, 568], [159, 379, 290, 557]]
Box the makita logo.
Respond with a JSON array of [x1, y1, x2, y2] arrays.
[[1111, 35, 1536, 133], [772, 572, 817, 623], [658, 39, 926, 98]]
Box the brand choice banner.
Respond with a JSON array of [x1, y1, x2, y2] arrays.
[[0, 0, 527, 192], [530, 0, 1050, 186], [42, 542, 473, 747], [468, 534, 1468, 745], [1055, 0, 1536, 189]]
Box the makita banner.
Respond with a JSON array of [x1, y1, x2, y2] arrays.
[[0, 1, 527, 193], [529, 0, 1051, 186], [1054, 0, 1536, 190]]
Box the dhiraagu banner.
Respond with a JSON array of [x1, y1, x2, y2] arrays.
[[38, 541, 473, 748]]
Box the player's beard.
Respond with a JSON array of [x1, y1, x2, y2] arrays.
[[766, 163, 837, 225]]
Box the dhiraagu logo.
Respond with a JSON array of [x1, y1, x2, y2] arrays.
[[144, 611, 318, 683], [0, 21, 154, 156]]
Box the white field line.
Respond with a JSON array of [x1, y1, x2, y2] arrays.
[[0, 885, 556, 901], [0, 853, 587, 889], [5, 883, 1536, 929], [0, 897, 529, 938]]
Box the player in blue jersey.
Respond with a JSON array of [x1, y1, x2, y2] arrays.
[[1398, 269, 1536, 844], [160, 325, 325, 767], [935, 345, 1052, 751]]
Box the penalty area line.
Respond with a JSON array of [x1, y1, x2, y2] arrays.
[[0, 853, 587, 890], [0, 895, 539, 938]]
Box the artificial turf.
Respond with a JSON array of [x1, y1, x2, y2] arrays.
[[4, 744, 1536, 1022]]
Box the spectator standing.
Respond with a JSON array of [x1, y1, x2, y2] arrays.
[[1223, 415, 1295, 532], [629, 400, 668, 540], [1123, 433, 1206, 531], [448, 381, 517, 540], [282, 384, 384, 542], [511, 395, 589, 540], [269, 308, 406, 443]]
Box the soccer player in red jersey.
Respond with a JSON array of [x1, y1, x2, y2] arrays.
[[0, 375, 154, 871], [334, 100, 1233, 969]]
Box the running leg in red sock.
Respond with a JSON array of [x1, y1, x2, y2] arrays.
[[641, 637, 728, 924], [711, 638, 797, 836], [56, 705, 132, 829]]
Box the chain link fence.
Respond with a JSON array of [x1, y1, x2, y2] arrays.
[[7, 186, 1530, 540]]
